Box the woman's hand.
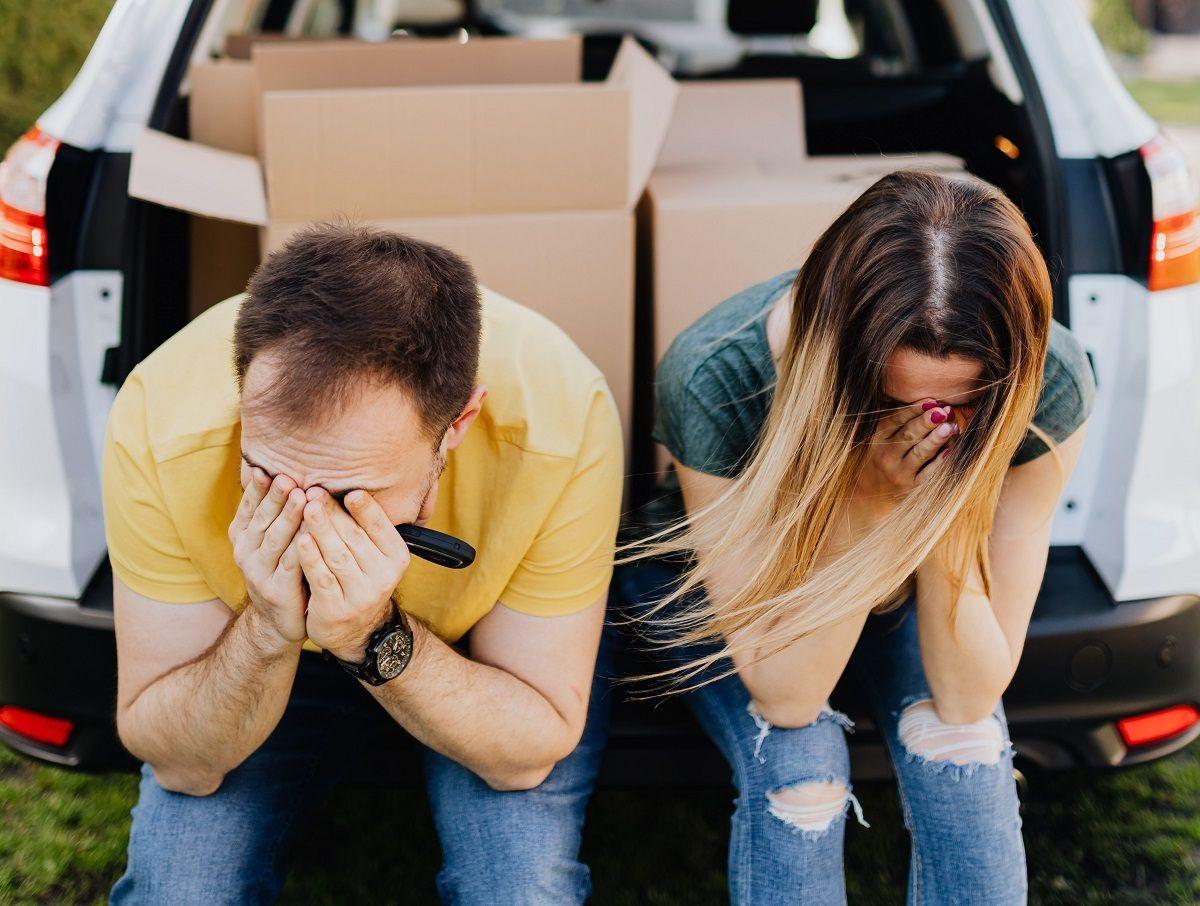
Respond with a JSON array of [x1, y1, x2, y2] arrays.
[[853, 399, 959, 520]]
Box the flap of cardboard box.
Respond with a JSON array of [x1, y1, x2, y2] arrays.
[[797, 152, 966, 181], [190, 60, 258, 155], [129, 129, 268, 226], [657, 79, 804, 170], [225, 32, 332, 60], [260, 84, 630, 219], [252, 35, 582, 93], [605, 37, 679, 207], [647, 160, 868, 209], [647, 154, 966, 209]]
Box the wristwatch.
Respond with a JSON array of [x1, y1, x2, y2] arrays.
[[324, 602, 414, 686]]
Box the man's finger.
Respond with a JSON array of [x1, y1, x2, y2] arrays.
[[296, 533, 341, 598], [245, 474, 295, 550], [345, 490, 406, 558], [303, 498, 361, 581], [262, 488, 306, 563], [229, 467, 270, 541]]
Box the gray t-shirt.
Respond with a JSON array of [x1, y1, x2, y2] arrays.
[[653, 270, 1097, 478]]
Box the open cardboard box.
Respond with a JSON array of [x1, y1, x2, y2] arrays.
[[641, 78, 965, 472], [132, 35, 679, 445]]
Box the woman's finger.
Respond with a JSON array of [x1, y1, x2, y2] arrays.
[[880, 398, 940, 438], [905, 418, 958, 474], [892, 404, 951, 449]]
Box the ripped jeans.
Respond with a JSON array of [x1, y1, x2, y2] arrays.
[[615, 562, 1026, 906]]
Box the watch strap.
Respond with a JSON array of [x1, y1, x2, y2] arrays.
[[324, 602, 410, 686]]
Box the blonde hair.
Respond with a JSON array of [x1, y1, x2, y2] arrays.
[[630, 170, 1054, 688]]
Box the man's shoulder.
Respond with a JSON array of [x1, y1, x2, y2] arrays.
[[109, 296, 243, 465], [477, 287, 617, 459]]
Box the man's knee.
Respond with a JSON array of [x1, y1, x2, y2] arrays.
[[112, 768, 285, 905], [898, 699, 1007, 770]]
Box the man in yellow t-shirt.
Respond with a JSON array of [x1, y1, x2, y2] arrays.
[[104, 223, 623, 905]]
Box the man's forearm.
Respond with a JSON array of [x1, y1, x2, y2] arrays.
[[367, 622, 583, 791], [117, 605, 301, 795]]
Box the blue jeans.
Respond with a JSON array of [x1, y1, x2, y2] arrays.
[[616, 562, 1027, 906], [110, 638, 612, 905]]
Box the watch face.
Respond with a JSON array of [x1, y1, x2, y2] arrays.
[[375, 628, 412, 681]]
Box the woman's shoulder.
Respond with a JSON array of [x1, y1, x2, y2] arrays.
[[653, 271, 795, 477], [657, 271, 794, 387], [1013, 320, 1097, 465]]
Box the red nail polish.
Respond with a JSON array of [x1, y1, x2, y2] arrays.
[[921, 401, 937, 412], [930, 410, 947, 424], [940, 448, 951, 458]]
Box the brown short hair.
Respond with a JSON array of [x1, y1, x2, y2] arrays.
[[234, 222, 482, 440]]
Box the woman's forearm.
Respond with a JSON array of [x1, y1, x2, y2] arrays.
[[915, 560, 1014, 724], [732, 612, 867, 728]]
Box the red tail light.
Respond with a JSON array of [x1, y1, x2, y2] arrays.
[[1141, 134, 1200, 291], [1117, 703, 1200, 748], [0, 126, 58, 286], [0, 705, 74, 747]]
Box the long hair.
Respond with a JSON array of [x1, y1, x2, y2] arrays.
[[632, 169, 1053, 688]]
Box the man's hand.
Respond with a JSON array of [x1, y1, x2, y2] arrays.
[[298, 488, 412, 662], [228, 469, 308, 646]]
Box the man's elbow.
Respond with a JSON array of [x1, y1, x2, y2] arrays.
[[481, 762, 555, 792], [117, 721, 225, 797], [149, 764, 226, 797]]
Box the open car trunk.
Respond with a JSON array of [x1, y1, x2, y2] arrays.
[[92, 0, 1125, 785]]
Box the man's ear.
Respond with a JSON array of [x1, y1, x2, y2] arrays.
[[442, 385, 487, 453]]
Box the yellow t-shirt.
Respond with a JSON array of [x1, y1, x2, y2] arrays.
[[102, 288, 624, 645]]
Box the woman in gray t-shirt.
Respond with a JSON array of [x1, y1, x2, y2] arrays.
[[622, 169, 1094, 904]]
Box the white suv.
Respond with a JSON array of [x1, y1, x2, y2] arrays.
[[1, 0, 1198, 779]]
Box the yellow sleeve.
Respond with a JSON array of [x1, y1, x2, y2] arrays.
[[498, 383, 624, 618], [102, 376, 216, 603]]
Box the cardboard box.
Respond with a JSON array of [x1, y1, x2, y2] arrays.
[[640, 79, 964, 472], [644, 79, 964, 365], [133, 36, 679, 442]]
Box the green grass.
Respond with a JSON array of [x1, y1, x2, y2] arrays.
[[1125, 79, 1200, 126], [0, 0, 116, 151], [3, 739, 1200, 904], [1092, 0, 1151, 59]]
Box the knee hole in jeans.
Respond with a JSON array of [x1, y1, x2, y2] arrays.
[[766, 780, 849, 835], [897, 699, 1005, 766]]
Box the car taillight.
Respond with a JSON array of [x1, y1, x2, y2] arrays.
[[0, 126, 58, 286], [0, 705, 74, 747], [1141, 133, 1200, 292], [1116, 703, 1200, 748]]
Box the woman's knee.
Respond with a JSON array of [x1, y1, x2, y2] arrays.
[[897, 699, 1008, 774], [736, 702, 868, 839]]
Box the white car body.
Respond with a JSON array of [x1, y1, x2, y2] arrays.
[[0, 0, 1197, 610]]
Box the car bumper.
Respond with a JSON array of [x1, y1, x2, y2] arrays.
[[2, 554, 1198, 781]]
